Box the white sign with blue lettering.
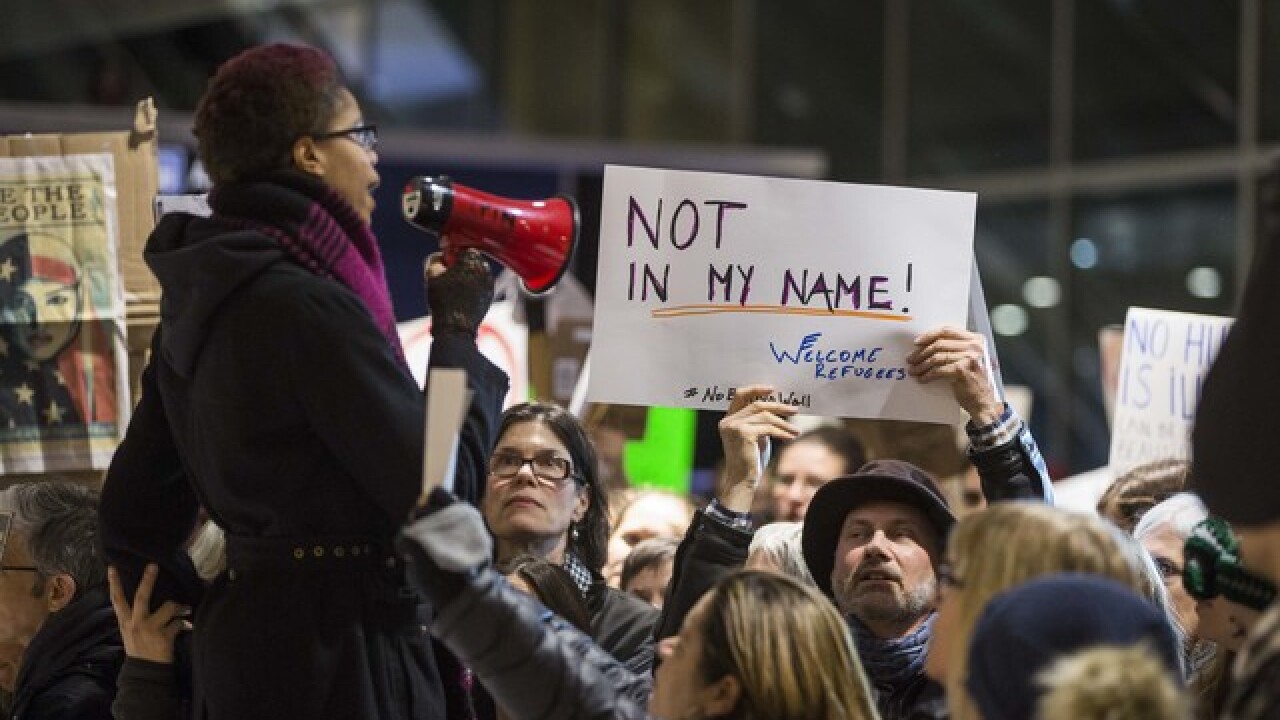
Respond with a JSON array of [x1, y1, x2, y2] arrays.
[[1109, 306, 1233, 474], [587, 165, 975, 424]]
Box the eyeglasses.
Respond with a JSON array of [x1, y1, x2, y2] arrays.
[[488, 451, 576, 485], [1153, 556, 1183, 581], [0, 564, 38, 574], [314, 123, 378, 151]]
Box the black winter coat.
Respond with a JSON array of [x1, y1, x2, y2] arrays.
[[11, 587, 122, 720], [587, 584, 658, 676], [99, 187, 508, 720], [399, 500, 653, 720]]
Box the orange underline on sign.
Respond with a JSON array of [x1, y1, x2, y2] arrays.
[[650, 304, 914, 321]]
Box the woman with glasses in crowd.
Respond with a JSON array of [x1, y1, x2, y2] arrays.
[[481, 402, 658, 677], [98, 43, 508, 720], [399, 488, 880, 720]]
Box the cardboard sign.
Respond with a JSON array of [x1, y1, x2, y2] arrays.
[[0, 153, 130, 472], [0, 512, 12, 565], [1108, 307, 1233, 474], [587, 165, 975, 424], [1, 100, 160, 304]]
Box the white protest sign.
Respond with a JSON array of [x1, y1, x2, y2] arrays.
[[1108, 307, 1233, 474], [587, 165, 975, 424], [421, 368, 470, 497]]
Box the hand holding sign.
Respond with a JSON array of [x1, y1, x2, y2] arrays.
[[716, 385, 800, 512], [907, 326, 1003, 426]]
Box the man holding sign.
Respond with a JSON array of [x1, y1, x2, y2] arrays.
[[654, 324, 1049, 720]]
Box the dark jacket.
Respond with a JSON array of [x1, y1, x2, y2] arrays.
[[110, 634, 192, 720], [654, 417, 1050, 720], [111, 659, 179, 720], [463, 584, 657, 720], [587, 585, 658, 676], [399, 500, 652, 720], [12, 587, 122, 720], [99, 188, 508, 720]]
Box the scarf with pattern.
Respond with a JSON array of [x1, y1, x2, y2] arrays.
[[849, 611, 936, 700]]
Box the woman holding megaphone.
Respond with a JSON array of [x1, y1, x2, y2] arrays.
[[99, 43, 509, 720]]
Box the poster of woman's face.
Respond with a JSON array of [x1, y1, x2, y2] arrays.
[[0, 232, 84, 363]]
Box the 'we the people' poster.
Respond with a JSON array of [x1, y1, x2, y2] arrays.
[[0, 154, 129, 472], [587, 165, 976, 424]]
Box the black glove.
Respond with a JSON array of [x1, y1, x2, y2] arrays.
[[426, 248, 493, 339]]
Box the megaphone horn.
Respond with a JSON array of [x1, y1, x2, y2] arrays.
[[402, 175, 579, 295]]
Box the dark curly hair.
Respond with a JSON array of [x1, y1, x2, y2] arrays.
[[1096, 458, 1190, 534], [496, 402, 610, 578], [194, 43, 346, 185]]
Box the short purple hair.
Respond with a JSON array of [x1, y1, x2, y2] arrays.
[[194, 43, 346, 185]]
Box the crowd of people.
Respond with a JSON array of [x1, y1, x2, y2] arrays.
[[0, 41, 1276, 720]]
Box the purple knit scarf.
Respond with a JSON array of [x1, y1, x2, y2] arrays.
[[210, 171, 408, 370]]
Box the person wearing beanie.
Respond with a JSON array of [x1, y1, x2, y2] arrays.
[[1191, 162, 1280, 720], [964, 574, 1184, 720], [1181, 515, 1279, 720], [1036, 644, 1189, 720], [1182, 516, 1276, 654]]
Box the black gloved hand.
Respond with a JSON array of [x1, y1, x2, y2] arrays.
[[425, 248, 494, 339]]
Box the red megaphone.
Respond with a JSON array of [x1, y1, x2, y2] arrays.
[[402, 175, 579, 295]]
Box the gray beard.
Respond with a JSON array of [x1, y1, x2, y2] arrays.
[[837, 576, 937, 628]]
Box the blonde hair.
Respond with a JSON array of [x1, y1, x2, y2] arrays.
[[1037, 644, 1190, 720], [945, 504, 1149, 720], [699, 570, 878, 720]]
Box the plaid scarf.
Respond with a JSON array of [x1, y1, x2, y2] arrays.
[[210, 170, 407, 370], [849, 611, 935, 700], [563, 551, 595, 598]]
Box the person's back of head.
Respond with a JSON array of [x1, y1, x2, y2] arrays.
[[1036, 643, 1190, 720], [936, 503, 1155, 711], [501, 554, 593, 633], [1097, 459, 1190, 534], [667, 570, 878, 720], [963, 574, 1182, 720], [746, 521, 814, 585]]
